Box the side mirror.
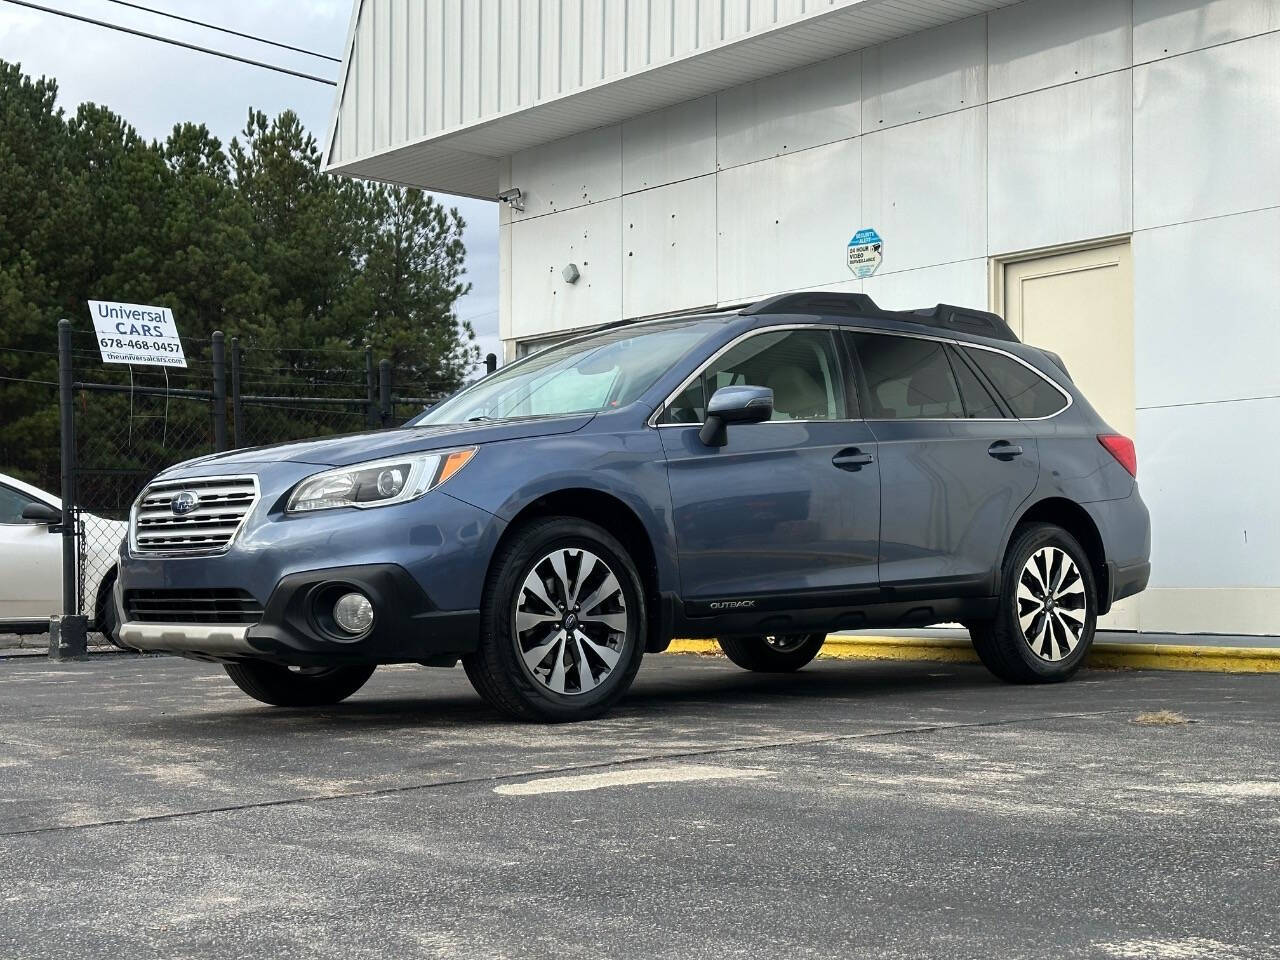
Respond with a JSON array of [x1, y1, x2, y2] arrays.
[[699, 385, 773, 447], [21, 503, 63, 527]]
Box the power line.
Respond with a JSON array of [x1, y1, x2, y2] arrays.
[[2, 0, 337, 86], [100, 0, 341, 63]]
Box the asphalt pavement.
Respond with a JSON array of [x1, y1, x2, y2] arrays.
[[1, 653, 1277, 959]]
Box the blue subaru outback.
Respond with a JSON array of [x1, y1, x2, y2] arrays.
[[116, 292, 1150, 721]]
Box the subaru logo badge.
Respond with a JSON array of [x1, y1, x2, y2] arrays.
[[170, 491, 198, 516]]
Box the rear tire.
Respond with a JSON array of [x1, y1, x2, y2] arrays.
[[463, 517, 646, 722], [717, 634, 825, 672], [223, 661, 375, 706], [969, 523, 1098, 684]]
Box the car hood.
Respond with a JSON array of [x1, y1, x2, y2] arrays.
[[156, 414, 595, 474]]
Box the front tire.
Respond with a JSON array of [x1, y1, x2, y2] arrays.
[[223, 661, 375, 706], [463, 517, 646, 722], [97, 583, 127, 651], [717, 634, 825, 672], [970, 523, 1098, 684]]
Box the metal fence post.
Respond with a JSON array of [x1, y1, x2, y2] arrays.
[[365, 346, 376, 428], [211, 331, 227, 452], [50, 318, 87, 660], [378, 359, 392, 427], [230, 336, 244, 449]]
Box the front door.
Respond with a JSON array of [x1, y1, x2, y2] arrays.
[[845, 331, 1040, 594], [658, 328, 880, 606]]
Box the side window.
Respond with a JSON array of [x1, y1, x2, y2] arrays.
[[664, 329, 846, 423], [963, 348, 1068, 419], [947, 346, 1005, 419], [665, 375, 706, 424], [849, 333, 964, 420], [0, 485, 39, 525]]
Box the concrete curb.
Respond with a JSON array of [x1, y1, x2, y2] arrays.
[[666, 635, 1280, 673]]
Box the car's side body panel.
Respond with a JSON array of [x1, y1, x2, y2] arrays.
[[868, 419, 1040, 595], [659, 418, 881, 602], [443, 410, 683, 602]]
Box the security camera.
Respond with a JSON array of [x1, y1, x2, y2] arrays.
[[497, 187, 525, 212]]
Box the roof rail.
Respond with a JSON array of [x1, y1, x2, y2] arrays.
[[741, 291, 1020, 343]]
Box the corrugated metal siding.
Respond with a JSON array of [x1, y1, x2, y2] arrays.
[[329, 0, 1019, 194], [328, 0, 916, 167]]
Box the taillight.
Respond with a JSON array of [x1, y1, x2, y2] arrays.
[[1098, 434, 1137, 478]]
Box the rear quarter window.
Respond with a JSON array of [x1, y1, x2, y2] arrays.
[[963, 348, 1068, 419]]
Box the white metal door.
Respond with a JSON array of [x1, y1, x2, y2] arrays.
[[999, 241, 1135, 438], [996, 240, 1137, 628]]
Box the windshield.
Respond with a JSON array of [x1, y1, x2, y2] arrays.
[[411, 320, 720, 426]]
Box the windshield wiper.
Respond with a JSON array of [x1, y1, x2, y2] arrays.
[[466, 415, 494, 422]]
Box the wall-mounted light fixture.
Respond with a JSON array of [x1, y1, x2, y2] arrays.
[[497, 187, 525, 212], [562, 263, 581, 284]]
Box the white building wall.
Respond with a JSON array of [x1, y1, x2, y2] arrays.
[[500, 0, 1280, 635]]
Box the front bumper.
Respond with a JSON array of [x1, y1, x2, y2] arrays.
[[116, 562, 480, 666], [116, 461, 503, 666]]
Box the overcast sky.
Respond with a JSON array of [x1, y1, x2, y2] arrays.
[[0, 0, 501, 365]]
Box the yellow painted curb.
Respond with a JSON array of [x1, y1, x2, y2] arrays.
[[665, 635, 1280, 674]]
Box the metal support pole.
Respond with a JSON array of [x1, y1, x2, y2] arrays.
[[51, 318, 87, 660], [211, 331, 227, 452], [365, 345, 376, 428], [230, 336, 244, 449], [378, 359, 392, 427], [485, 353, 498, 376]]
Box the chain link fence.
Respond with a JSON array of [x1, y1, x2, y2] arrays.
[[2, 322, 459, 647]]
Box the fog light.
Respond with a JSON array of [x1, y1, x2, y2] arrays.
[[332, 592, 374, 636]]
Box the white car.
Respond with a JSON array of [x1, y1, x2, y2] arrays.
[[0, 472, 126, 642]]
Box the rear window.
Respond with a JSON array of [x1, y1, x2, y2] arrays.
[[963, 348, 1067, 419], [948, 346, 1004, 419]]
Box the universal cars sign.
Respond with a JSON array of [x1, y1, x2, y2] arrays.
[[88, 300, 187, 368]]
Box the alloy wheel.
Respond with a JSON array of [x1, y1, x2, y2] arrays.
[[513, 547, 628, 696], [1016, 546, 1088, 661]]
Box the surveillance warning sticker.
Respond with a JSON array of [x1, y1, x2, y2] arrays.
[[847, 228, 883, 279], [88, 300, 187, 368]]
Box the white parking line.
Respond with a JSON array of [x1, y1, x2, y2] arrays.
[[493, 764, 772, 796]]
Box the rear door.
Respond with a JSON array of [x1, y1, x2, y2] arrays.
[[0, 482, 61, 621], [658, 327, 880, 607], [844, 331, 1040, 594]]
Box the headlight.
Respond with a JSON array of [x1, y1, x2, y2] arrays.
[[286, 448, 476, 513]]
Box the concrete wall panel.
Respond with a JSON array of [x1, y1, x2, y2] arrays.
[[1134, 208, 1280, 409], [509, 125, 622, 219], [716, 53, 862, 170], [509, 200, 622, 339], [1138, 396, 1280, 589], [988, 0, 1131, 100], [862, 259, 988, 311], [861, 107, 986, 274], [1133, 0, 1280, 63], [716, 140, 862, 303], [622, 97, 718, 193], [1134, 32, 1280, 228], [862, 16, 986, 130], [623, 177, 719, 319], [988, 72, 1132, 254]]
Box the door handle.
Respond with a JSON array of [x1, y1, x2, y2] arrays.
[[833, 448, 875, 471], [988, 441, 1025, 460]]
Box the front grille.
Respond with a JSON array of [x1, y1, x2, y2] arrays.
[[131, 475, 258, 554], [124, 588, 264, 624]]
